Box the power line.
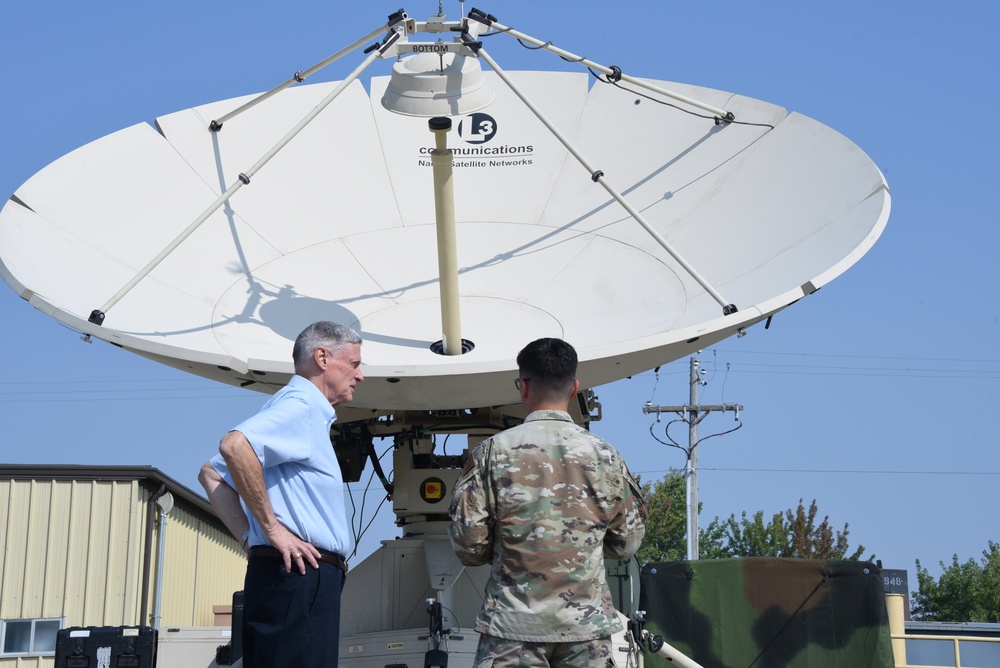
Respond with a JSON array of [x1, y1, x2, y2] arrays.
[[625, 349, 1000, 381], [634, 467, 1000, 477], [712, 348, 1000, 364], [0, 394, 255, 404], [0, 387, 242, 396], [716, 361, 999, 373], [0, 378, 213, 386], [710, 368, 1000, 379], [1, 347, 996, 404]]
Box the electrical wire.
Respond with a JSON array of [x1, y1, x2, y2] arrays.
[[346, 441, 393, 558], [692, 420, 743, 449], [588, 68, 778, 130], [648, 415, 743, 458], [633, 466, 1000, 478], [3, 350, 995, 401], [648, 419, 689, 453], [745, 573, 829, 668]]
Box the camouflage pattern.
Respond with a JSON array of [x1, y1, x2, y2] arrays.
[[472, 633, 617, 668], [639, 558, 895, 668], [449, 409, 647, 643]]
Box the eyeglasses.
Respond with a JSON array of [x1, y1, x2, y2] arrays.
[[513, 377, 530, 390]]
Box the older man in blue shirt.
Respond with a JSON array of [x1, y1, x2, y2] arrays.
[[199, 321, 364, 668]]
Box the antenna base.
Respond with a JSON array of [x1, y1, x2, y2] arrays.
[[430, 339, 475, 356]]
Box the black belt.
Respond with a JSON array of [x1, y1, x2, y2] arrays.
[[249, 545, 348, 573]]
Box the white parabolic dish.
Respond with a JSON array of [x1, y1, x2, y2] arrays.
[[0, 69, 889, 411]]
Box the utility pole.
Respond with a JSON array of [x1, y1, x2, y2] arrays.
[[643, 354, 743, 560]]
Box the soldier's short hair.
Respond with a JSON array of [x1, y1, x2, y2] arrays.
[[292, 321, 362, 372], [516, 338, 577, 398]]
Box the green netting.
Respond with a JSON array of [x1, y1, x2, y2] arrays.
[[638, 558, 895, 668]]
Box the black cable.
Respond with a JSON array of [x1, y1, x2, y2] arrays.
[[694, 420, 743, 449], [588, 68, 777, 130], [745, 573, 830, 668], [366, 437, 393, 496], [648, 413, 742, 462], [648, 419, 688, 452], [347, 473, 362, 552], [517, 38, 552, 51], [347, 441, 393, 558], [352, 493, 390, 557], [442, 604, 461, 633], [479, 22, 587, 64], [478, 21, 763, 126]]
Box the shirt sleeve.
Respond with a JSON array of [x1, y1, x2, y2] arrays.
[[234, 393, 313, 468], [603, 459, 648, 560], [448, 439, 495, 566], [208, 451, 234, 487]]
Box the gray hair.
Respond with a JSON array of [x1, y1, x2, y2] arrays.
[[292, 321, 362, 371]]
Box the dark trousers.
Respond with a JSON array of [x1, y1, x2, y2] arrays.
[[242, 555, 345, 668]]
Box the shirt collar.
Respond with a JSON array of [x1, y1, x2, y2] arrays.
[[524, 409, 574, 423], [288, 374, 338, 424]]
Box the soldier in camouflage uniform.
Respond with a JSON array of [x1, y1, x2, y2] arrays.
[[449, 338, 647, 668]]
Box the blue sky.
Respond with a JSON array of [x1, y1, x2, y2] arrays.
[[1, 1, 998, 586]]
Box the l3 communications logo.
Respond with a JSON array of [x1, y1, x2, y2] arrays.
[[458, 112, 498, 144], [416, 111, 534, 169]]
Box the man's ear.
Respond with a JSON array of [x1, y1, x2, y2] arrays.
[[519, 378, 531, 402]]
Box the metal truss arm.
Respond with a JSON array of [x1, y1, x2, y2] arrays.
[[472, 41, 737, 315], [210, 18, 403, 130], [469, 10, 734, 122], [89, 32, 401, 325]]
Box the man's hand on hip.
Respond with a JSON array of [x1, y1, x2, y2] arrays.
[[265, 523, 321, 574]]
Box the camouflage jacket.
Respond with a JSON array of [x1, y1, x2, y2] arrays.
[[449, 410, 647, 641]]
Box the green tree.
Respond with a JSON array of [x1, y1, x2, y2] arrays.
[[636, 470, 871, 563], [911, 541, 1000, 622], [635, 469, 688, 564], [705, 498, 870, 560], [708, 509, 789, 557]]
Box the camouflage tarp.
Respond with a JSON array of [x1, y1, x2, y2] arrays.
[[638, 558, 894, 668]]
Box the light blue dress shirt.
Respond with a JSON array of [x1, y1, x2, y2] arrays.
[[210, 374, 352, 556]]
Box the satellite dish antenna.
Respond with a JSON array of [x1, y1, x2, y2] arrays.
[[154, 491, 175, 516], [0, 9, 889, 411]]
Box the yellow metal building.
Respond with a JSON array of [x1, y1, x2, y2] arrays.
[[0, 465, 245, 666]]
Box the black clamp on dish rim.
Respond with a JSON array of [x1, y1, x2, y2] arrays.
[[387, 9, 408, 27], [368, 29, 402, 55], [451, 26, 483, 54], [468, 7, 497, 27], [715, 111, 737, 126]]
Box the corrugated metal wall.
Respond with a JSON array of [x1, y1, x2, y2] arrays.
[[153, 498, 245, 627], [0, 475, 246, 667], [1, 479, 144, 626]]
